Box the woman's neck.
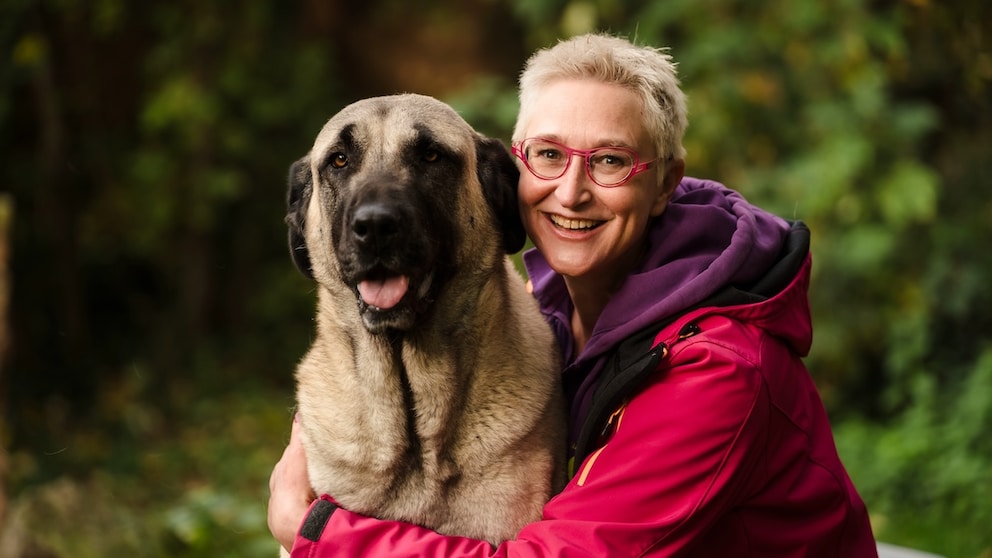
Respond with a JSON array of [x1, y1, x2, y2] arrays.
[[564, 268, 629, 355], [562, 237, 650, 356], [567, 286, 609, 356]]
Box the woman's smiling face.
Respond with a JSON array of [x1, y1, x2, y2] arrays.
[[517, 79, 672, 287]]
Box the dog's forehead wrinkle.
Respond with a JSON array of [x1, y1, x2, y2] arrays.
[[411, 123, 473, 159], [313, 122, 365, 166], [385, 98, 474, 152], [317, 95, 475, 161]]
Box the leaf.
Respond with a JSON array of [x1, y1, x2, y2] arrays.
[[876, 160, 939, 226]]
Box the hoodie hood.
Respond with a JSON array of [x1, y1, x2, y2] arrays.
[[524, 177, 802, 365]]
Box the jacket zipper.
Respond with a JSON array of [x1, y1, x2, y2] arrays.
[[573, 322, 702, 487], [576, 405, 627, 486]]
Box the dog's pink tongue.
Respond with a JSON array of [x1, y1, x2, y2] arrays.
[[358, 275, 409, 310]]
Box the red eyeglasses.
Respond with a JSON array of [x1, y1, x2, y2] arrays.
[[512, 137, 662, 187]]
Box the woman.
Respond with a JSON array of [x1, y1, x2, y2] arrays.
[[268, 33, 878, 556]]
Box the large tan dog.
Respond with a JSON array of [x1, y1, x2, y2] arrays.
[[284, 94, 566, 544]]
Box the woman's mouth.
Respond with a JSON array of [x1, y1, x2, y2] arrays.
[[548, 214, 602, 231]]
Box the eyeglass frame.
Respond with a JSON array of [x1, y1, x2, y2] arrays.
[[511, 137, 666, 188]]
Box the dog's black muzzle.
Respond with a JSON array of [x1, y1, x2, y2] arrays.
[[337, 178, 443, 333]]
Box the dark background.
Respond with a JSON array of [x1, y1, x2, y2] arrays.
[[1, 0, 989, 555]]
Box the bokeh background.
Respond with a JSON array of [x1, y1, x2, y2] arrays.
[[1, 0, 989, 556]]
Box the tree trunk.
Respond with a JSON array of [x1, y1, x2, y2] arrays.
[[0, 193, 12, 532]]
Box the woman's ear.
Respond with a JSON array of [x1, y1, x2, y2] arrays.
[[651, 158, 685, 217]]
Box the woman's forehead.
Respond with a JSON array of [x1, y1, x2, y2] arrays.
[[523, 79, 650, 149]]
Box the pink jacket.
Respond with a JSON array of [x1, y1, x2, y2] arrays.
[[289, 259, 878, 557], [288, 179, 878, 556]]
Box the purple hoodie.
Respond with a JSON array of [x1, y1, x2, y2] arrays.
[[523, 176, 794, 452]]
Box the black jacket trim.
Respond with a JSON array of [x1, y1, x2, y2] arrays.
[[300, 498, 337, 542]]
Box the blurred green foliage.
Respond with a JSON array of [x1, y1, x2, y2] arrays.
[[1, 0, 989, 556]]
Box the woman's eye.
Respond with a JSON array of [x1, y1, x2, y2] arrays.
[[537, 149, 563, 161], [330, 153, 348, 169], [594, 152, 630, 168]]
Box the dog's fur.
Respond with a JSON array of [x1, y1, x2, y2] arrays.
[[285, 94, 566, 544]]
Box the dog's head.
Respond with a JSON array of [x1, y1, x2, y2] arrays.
[[286, 94, 524, 334]]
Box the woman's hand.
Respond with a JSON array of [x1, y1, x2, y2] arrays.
[[268, 416, 317, 552]]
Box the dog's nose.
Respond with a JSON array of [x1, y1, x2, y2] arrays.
[[351, 202, 401, 249]]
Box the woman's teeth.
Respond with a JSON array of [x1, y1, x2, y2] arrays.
[[550, 214, 600, 230]]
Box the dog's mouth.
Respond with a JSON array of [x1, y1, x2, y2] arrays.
[[354, 266, 435, 316], [357, 269, 410, 311]]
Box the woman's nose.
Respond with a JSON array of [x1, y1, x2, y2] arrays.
[[554, 156, 594, 208]]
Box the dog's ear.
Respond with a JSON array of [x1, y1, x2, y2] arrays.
[[286, 156, 314, 279], [475, 136, 526, 254]]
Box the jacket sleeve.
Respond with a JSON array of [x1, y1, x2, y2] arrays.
[[290, 333, 769, 557]]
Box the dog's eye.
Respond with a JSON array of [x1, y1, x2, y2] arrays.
[[330, 153, 348, 169], [423, 150, 439, 163]]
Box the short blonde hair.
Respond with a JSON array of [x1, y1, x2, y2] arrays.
[[513, 33, 688, 163]]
